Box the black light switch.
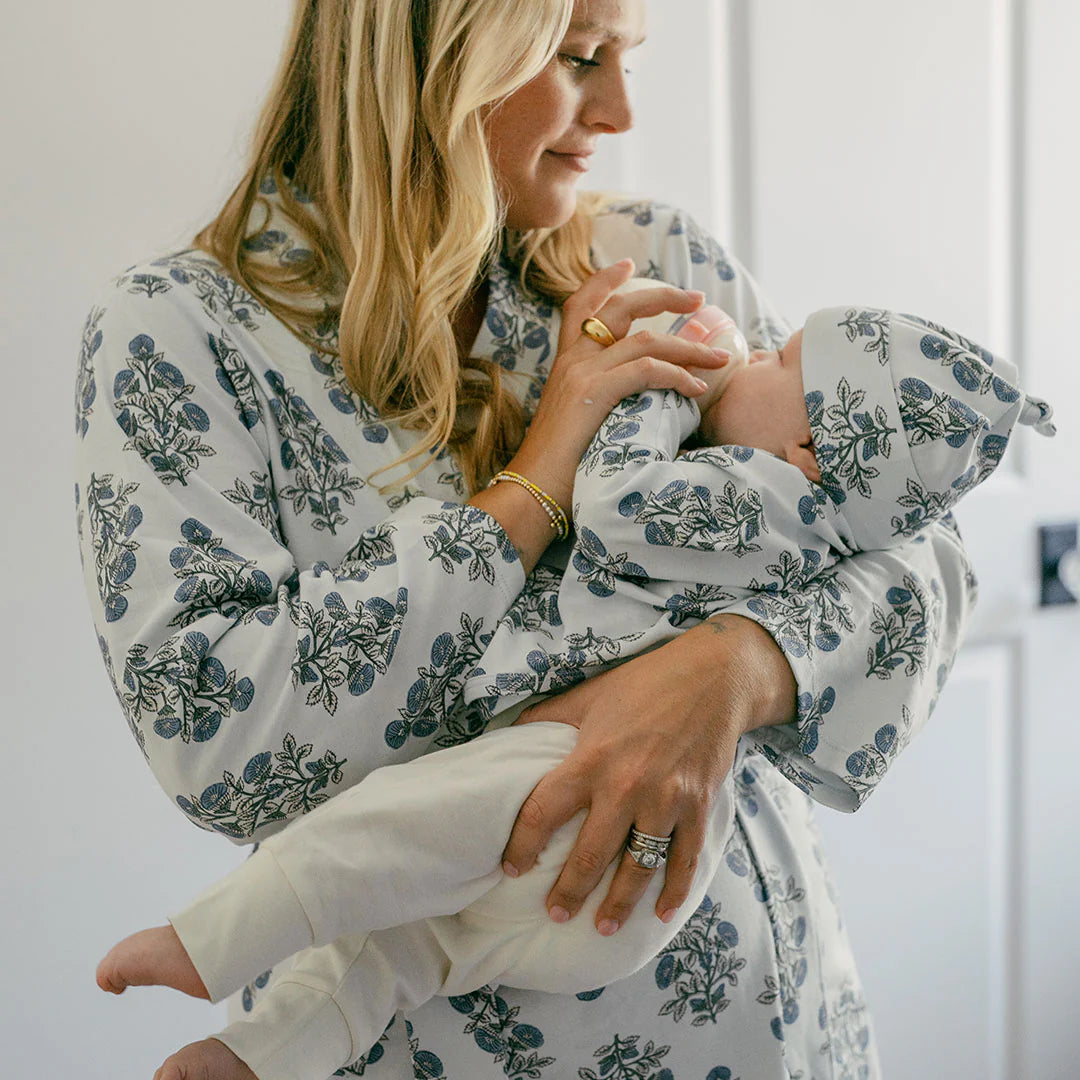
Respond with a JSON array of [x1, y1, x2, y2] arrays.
[[1040, 523, 1079, 606]]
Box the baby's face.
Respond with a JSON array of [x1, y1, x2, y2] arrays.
[[699, 329, 820, 480]]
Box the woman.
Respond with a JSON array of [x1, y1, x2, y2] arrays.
[[75, 0, 974, 1076]]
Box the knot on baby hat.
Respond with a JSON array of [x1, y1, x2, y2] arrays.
[[800, 308, 1055, 550]]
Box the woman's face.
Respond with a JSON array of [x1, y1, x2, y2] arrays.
[[485, 0, 647, 230]]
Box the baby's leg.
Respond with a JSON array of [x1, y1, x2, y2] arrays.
[[99, 717, 577, 1005], [145, 772, 736, 1080], [209, 925, 453, 1080]]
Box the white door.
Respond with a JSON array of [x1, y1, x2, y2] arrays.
[[593, 2, 1080, 1074]]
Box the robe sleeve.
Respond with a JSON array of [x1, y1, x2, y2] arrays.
[[589, 201, 978, 810], [74, 279, 525, 844]]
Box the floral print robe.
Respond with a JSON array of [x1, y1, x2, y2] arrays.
[[75, 185, 975, 1079]]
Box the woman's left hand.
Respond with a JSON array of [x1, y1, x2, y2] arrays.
[[501, 614, 796, 934]]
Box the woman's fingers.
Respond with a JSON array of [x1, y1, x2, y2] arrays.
[[501, 766, 587, 880], [541, 803, 633, 925], [589, 820, 678, 934], [595, 285, 707, 337], [581, 350, 717, 410], [597, 328, 730, 372], [653, 809, 708, 923], [558, 259, 638, 351]]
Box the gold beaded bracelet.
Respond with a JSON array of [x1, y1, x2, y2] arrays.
[[487, 470, 570, 542]]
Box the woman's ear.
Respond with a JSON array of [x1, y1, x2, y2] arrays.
[[783, 441, 821, 484]]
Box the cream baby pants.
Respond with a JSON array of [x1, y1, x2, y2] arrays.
[[170, 715, 736, 1080]]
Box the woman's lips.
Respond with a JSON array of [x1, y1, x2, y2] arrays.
[[546, 151, 591, 173]]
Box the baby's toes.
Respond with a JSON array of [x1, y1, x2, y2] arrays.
[[154, 1038, 257, 1080], [95, 953, 128, 995]]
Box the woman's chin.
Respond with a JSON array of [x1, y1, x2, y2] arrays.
[[504, 187, 581, 232]]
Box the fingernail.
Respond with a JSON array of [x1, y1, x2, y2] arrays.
[[711, 348, 731, 360], [659, 908, 676, 924], [597, 919, 620, 936], [693, 378, 709, 391], [549, 906, 570, 924], [686, 290, 706, 301], [502, 861, 519, 878]]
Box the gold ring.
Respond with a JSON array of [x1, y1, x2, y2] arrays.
[[581, 316, 617, 348]]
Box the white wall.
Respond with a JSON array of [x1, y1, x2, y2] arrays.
[[1, 4, 292, 1076]]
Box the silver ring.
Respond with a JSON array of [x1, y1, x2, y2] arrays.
[[626, 826, 672, 870], [629, 828, 673, 846]]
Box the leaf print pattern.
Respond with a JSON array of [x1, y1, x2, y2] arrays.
[[818, 983, 874, 1080], [86, 472, 143, 623], [310, 350, 391, 446], [113, 333, 216, 485], [386, 613, 493, 749], [123, 629, 255, 744], [865, 575, 932, 679], [223, 471, 285, 543], [836, 309, 890, 365], [578, 1033, 673, 1080], [76, 306, 103, 438], [494, 566, 563, 640], [895, 376, 982, 449], [289, 587, 409, 715], [572, 526, 649, 598], [266, 369, 365, 534], [795, 687, 837, 757], [619, 477, 767, 556], [667, 209, 737, 283], [176, 733, 346, 838], [149, 252, 267, 332], [448, 988, 556, 1079], [125, 273, 173, 299], [889, 477, 952, 540], [844, 706, 914, 801], [663, 582, 736, 626], [578, 393, 656, 479], [754, 866, 809, 1030], [746, 566, 855, 659], [340, 521, 399, 575], [915, 323, 1020, 403], [210, 329, 264, 430], [167, 517, 276, 627], [807, 377, 897, 501], [655, 894, 747, 1026], [422, 506, 519, 585]]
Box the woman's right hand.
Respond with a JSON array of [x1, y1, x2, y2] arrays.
[[506, 258, 732, 514]]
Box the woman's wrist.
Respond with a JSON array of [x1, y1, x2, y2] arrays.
[[689, 613, 798, 736], [468, 476, 561, 576]]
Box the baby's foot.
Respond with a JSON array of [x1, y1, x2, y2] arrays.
[[153, 1037, 258, 1080], [96, 924, 209, 1000]]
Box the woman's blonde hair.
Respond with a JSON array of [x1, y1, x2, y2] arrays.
[[196, 0, 609, 494]]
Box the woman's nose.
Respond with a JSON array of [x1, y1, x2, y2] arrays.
[[581, 69, 634, 134]]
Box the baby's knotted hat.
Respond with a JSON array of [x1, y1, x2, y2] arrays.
[[800, 308, 1055, 549]]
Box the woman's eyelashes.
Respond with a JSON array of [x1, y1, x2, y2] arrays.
[[560, 53, 599, 70], [559, 53, 634, 76]]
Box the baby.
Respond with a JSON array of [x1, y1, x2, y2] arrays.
[[96, 288, 1054, 1080]]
